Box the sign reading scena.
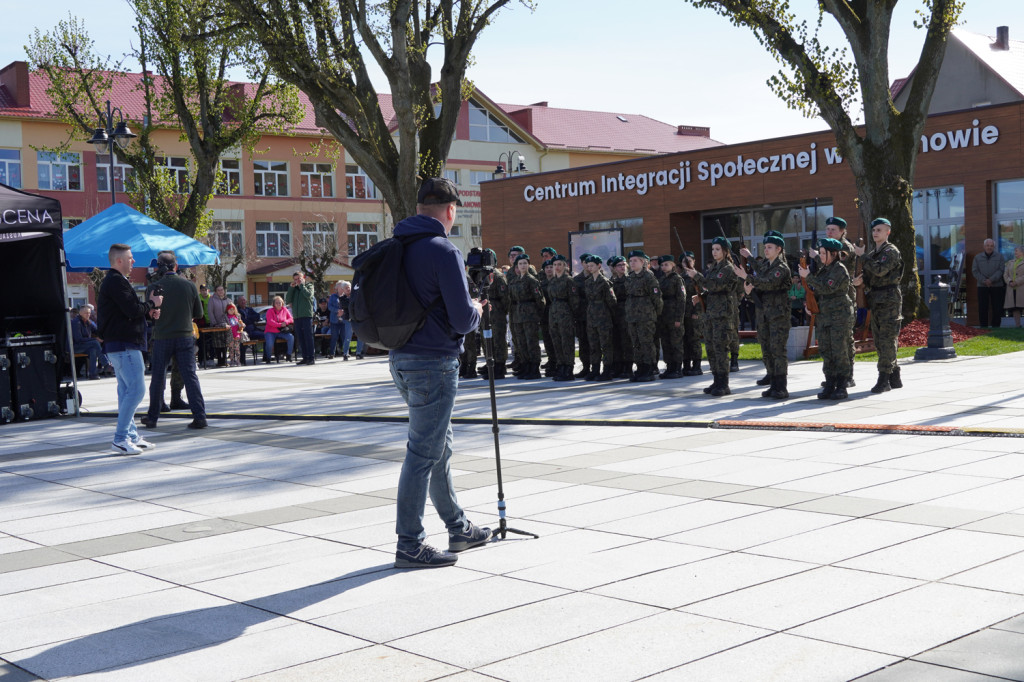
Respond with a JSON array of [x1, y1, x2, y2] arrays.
[[522, 120, 1001, 203]]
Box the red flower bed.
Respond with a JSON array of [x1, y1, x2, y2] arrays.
[[897, 318, 988, 347]]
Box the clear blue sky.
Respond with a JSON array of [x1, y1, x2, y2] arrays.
[[5, 0, 1014, 144]]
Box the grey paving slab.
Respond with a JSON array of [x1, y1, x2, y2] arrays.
[[0, 547, 81, 574], [243, 645, 460, 682], [789, 494, 908, 517], [52, 531, 173, 559], [750, 517, 939, 565], [0, 560, 120, 597], [526, 490, 688, 528], [662, 507, 845, 551], [856, 660, 1006, 681], [914, 628, 1024, 680], [715, 486, 826, 508]]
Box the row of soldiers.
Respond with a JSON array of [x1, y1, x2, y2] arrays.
[[460, 216, 904, 400]]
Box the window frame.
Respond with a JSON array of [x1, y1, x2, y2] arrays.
[[300, 162, 336, 198], [37, 151, 83, 192], [255, 221, 291, 258], [253, 160, 289, 197]]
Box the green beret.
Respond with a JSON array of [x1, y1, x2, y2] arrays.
[[819, 237, 843, 252], [514, 253, 530, 264], [485, 248, 497, 259], [657, 255, 674, 264], [684, 251, 695, 259], [825, 217, 847, 229], [508, 245, 525, 255], [627, 249, 648, 260], [579, 252, 592, 262], [711, 236, 731, 251], [552, 254, 567, 263], [540, 246, 556, 256], [763, 234, 785, 248], [871, 218, 891, 228], [542, 258, 553, 268], [607, 256, 625, 266], [585, 254, 603, 265], [764, 230, 784, 238]]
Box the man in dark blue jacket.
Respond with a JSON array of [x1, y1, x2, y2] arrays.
[[390, 178, 490, 569]]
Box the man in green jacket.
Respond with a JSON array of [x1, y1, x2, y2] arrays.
[[286, 270, 317, 365]]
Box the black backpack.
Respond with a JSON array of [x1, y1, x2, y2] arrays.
[[349, 232, 442, 350]]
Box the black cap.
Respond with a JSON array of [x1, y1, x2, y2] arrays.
[[417, 177, 463, 206]]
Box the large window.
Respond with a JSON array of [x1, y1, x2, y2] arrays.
[[209, 220, 243, 255], [468, 99, 525, 143], [345, 165, 376, 199], [700, 201, 834, 265], [218, 158, 241, 195], [253, 160, 289, 196], [995, 179, 1024, 260], [256, 221, 290, 257], [347, 222, 378, 256], [443, 169, 460, 185], [469, 170, 493, 186], [300, 163, 335, 198], [37, 152, 82, 191], [157, 156, 189, 194], [913, 186, 965, 283], [585, 217, 644, 250], [0, 150, 22, 188], [96, 154, 135, 194], [302, 221, 337, 252]]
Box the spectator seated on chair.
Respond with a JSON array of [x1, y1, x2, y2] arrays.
[[71, 304, 110, 379], [263, 295, 295, 363]]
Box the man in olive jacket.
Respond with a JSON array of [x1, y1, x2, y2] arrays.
[[144, 250, 207, 429], [286, 271, 317, 365]]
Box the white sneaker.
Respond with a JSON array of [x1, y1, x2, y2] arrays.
[[112, 441, 143, 456], [132, 438, 156, 450]]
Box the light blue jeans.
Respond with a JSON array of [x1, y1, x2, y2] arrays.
[[389, 352, 468, 552], [106, 350, 146, 444], [263, 331, 294, 359]]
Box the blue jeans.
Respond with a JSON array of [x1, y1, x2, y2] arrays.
[[106, 350, 146, 444], [295, 317, 315, 361], [390, 353, 468, 551], [356, 338, 365, 356], [264, 331, 294, 359], [74, 338, 103, 377], [147, 336, 206, 422], [329, 321, 352, 356]]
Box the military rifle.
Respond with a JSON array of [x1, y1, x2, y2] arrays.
[[673, 226, 706, 312]]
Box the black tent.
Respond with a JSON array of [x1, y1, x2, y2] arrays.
[[0, 183, 77, 421]]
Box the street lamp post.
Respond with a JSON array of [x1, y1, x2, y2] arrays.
[[87, 100, 137, 205], [493, 150, 528, 180]]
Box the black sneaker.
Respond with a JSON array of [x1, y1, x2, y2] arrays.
[[394, 544, 458, 569], [448, 523, 492, 553]]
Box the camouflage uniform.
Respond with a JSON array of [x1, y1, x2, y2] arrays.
[[624, 269, 663, 372], [681, 273, 703, 373], [484, 269, 510, 368], [585, 272, 617, 373], [460, 274, 481, 377], [730, 275, 744, 367], [807, 259, 855, 382], [657, 270, 686, 373], [610, 271, 633, 374], [537, 268, 555, 372], [572, 270, 590, 372], [693, 260, 740, 376], [508, 272, 545, 368], [863, 240, 903, 375], [546, 273, 578, 370], [817, 236, 859, 381], [747, 255, 792, 377]]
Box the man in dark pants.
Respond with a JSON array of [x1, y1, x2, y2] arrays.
[[389, 178, 490, 569], [972, 238, 1006, 327], [287, 270, 317, 364], [143, 251, 207, 430]]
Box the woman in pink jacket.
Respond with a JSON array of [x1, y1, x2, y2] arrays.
[[263, 296, 295, 362]]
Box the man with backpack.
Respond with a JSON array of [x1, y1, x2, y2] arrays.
[[386, 178, 491, 568]]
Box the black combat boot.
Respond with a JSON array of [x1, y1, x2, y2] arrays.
[[889, 366, 903, 389], [662, 363, 683, 380], [492, 364, 507, 380], [170, 392, 189, 410], [703, 373, 718, 394], [818, 375, 836, 400], [730, 355, 740, 373], [771, 375, 789, 400], [686, 360, 703, 376], [711, 373, 731, 397], [870, 372, 891, 393], [585, 363, 600, 381], [544, 361, 557, 377], [597, 364, 614, 381], [761, 375, 777, 398], [522, 362, 542, 380], [635, 363, 656, 382], [831, 377, 849, 400], [756, 374, 772, 386]]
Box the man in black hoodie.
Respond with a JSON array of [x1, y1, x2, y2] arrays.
[[97, 243, 162, 455]]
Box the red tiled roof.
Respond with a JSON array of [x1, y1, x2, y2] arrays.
[[496, 102, 723, 154]]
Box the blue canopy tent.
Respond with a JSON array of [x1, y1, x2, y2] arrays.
[[63, 203, 220, 271]]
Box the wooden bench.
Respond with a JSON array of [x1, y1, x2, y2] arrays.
[[240, 340, 261, 365]]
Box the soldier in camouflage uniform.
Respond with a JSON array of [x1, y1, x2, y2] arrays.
[[800, 237, 855, 400], [572, 254, 592, 378], [608, 256, 633, 378], [681, 251, 704, 376], [506, 246, 526, 373], [460, 268, 481, 379], [811, 216, 859, 387], [583, 255, 617, 381], [685, 236, 741, 396], [656, 255, 686, 379], [624, 250, 663, 382], [547, 255, 578, 381], [479, 249, 509, 379], [508, 254, 546, 380], [853, 218, 904, 393], [538, 247, 558, 376], [729, 271, 744, 373], [737, 231, 792, 399]]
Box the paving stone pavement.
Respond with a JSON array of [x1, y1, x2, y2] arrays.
[[2, 351, 1024, 680]]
